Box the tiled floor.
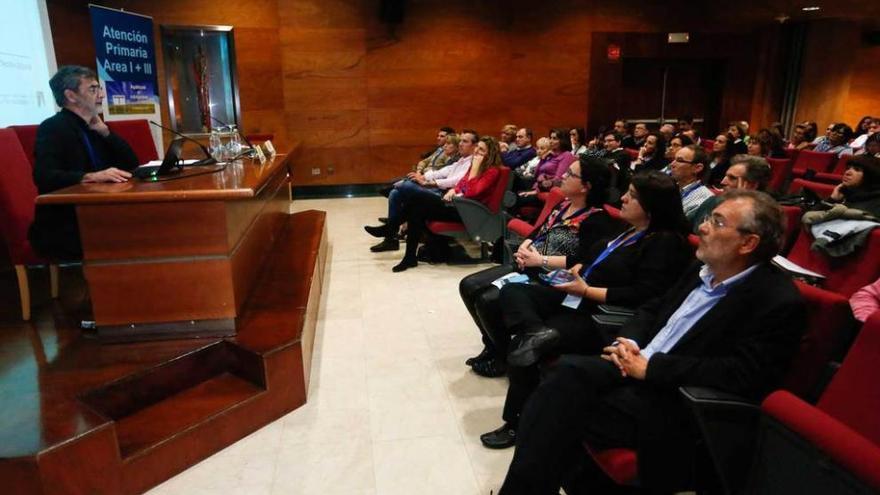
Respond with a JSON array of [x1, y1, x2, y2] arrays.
[[146, 197, 510, 495]]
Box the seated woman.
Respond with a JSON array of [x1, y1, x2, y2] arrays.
[[570, 127, 588, 156], [459, 156, 623, 377], [512, 137, 549, 192], [392, 136, 505, 272], [631, 132, 667, 173], [479, 170, 694, 449], [728, 121, 749, 155], [826, 154, 880, 217], [516, 128, 576, 208], [706, 132, 735, 186], [787, 123, 813, 151]]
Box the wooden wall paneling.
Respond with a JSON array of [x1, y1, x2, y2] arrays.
[[840, 43, 880, 127], [794, 20, 861, 130]]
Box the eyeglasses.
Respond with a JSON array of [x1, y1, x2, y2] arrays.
[[701, 213, 754, 234], [562, 170, 581, 179], [672, 157, 694, 164], [85, 84, 102, 95]]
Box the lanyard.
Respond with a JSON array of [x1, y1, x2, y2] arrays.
[[580, 228, 647, 280], [80, 131, 102, 171], [533, 205, 597, 244]]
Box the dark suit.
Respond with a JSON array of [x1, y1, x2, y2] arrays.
[[29, 109, 139, 260], [499, 262, 806, 494]]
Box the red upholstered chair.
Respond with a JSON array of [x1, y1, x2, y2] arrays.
[[788, 178, 835, 198], [809, 155, 853, 185], [507, 187, 565, 238], [427, 167, 512, 260], [586, 280, 855, 492], [603, 204, 621, 220], [786, 225, 880, 298], [783, 147, 800, 161], [701, 139, 715, 153], [106, 119, 158, 164], [791, 150, 837, 179], [8, 125, 39, 168], [749, 312, 880, 494], [780, 205, 803, 256], [0, 129, 58, 320], [766, 157, 793, 192], [624, 148, 639, 160]]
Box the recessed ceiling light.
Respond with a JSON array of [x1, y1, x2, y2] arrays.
[[802, 6, 821, 11]]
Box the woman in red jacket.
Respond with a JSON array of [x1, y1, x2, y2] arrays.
[[392, 136, 504, 272]]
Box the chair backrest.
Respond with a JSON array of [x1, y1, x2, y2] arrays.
[[792, 150, 837, 173], [701, 139, 715, 153], [8, 125, 39, 169], [484, 166, 512, 214], [766, 157, 792, 192], [788, 226, 880, 298], [624, 148, 639, 160], [782, 281, 854, 398], [106, 119, 158, 164], [0, 129, 40, 264], [603, 203, 621, 220], [783, 147, 800, 161], [829, 155, 853, 176], [780, 205, 802, 256], [817, 312, 880, 445], [788, 178, 835, 197], [531, 187, 566, 230]]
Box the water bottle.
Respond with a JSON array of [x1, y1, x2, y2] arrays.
[[209, 129, 222, 161], [229, 126, 242, 157]]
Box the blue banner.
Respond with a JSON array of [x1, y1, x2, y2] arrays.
[[89, 5, 159, 115]]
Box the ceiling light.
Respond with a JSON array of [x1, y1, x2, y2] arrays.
[[802, 6, 821, 11]]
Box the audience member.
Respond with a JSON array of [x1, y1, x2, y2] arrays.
[[481, 171, 692, 450], [826, 154, 880, 217], [682, 129, 701, 147], [501, 128, 536, 169], [860, 133, 880, 158], [30, 65, 139, 260], [659, 123, 676, 143], [613, 120, 636, 149], [513, 137, 548, 191], [691, 154, 772, 230], [851, 277, 880, 322], [631, 132, 667, 173], [728, 121, 749, 155], [390, 136, 504, 272], [849, 118, 878, 152], [677, 116, 694, 134], [499, 124, 518, 152], [632, 122, 649, 149], [498, 190, 805, 494], [364, 130, 477, 252], [599, 132, 632, 199], [706, 133, 735, 186], [517, 128, 576, 206], [758, 127, 787, 158], [663, 134, 693, 167], [853, 115, 874, 139], [747, 134, 768, 157], [419, 126, 455, 159], [814, 123, 853, 156], [413, 132, 459, 174], [670, 144, 715, 222], [787, 123, 812, 150], [569, 127, 587, 156], [460, 156, 621, 377]]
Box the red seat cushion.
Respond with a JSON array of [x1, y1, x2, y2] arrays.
[[586, 446, 638, 485], [788, 226, 880, 298], [427, 221, 465, 235]]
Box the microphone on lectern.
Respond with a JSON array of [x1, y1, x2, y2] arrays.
[[149, 120, 217, 166]]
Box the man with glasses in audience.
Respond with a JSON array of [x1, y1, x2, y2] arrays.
[[498, 190, 805, 494], [669, 144, 715, 222], [632, 122, 649, 149], [501, 128, 536, 169], [689, 154, 772, 230], [30, 65, 140, 260]]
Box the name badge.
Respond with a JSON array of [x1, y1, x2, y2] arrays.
[[561, 294, 581, 309], [264, 140, 276, 156], [253, 144, 267, 164]]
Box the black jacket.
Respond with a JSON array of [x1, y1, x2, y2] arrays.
[[621, 262, 806, 400], [29, 109, 139, 259]]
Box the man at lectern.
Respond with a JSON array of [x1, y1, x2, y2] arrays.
[[29, 65, 139, 260]]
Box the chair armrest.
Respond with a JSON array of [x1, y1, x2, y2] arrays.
[[590, 306, 636, 335], [680, 386, 761, 494], [503, 190, 517, 208]]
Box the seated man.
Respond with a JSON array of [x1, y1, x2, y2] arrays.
[[501, 128, 536, 169], [498, 190, 806, 494], [29, 65, 139, 260], [670, 144, 715, 222], [690, 154, 772, 230], [599, 132, 632, 201], [364, 130, 478, 252], [631, 122, 648, 149], [378, 126, 456, 197]]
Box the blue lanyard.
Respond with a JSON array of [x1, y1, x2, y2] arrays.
[[80, 131, 102, 171], [533, 205, 595, 244], [580, 228, 647, 279]]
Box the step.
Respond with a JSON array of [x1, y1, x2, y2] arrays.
[[115, 372, 263, 459]]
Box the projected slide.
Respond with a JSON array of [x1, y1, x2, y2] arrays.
[[0, 0, 56, 127]]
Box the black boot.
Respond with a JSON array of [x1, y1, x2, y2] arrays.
[[392, 257, 418, 272], [364, 224, 390, 238], [370, 238, 400, 252]]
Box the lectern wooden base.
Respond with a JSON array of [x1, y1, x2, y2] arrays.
[[0, 210, 327, 495]]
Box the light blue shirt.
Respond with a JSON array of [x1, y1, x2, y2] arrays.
[[640, 264, 759, 359]]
